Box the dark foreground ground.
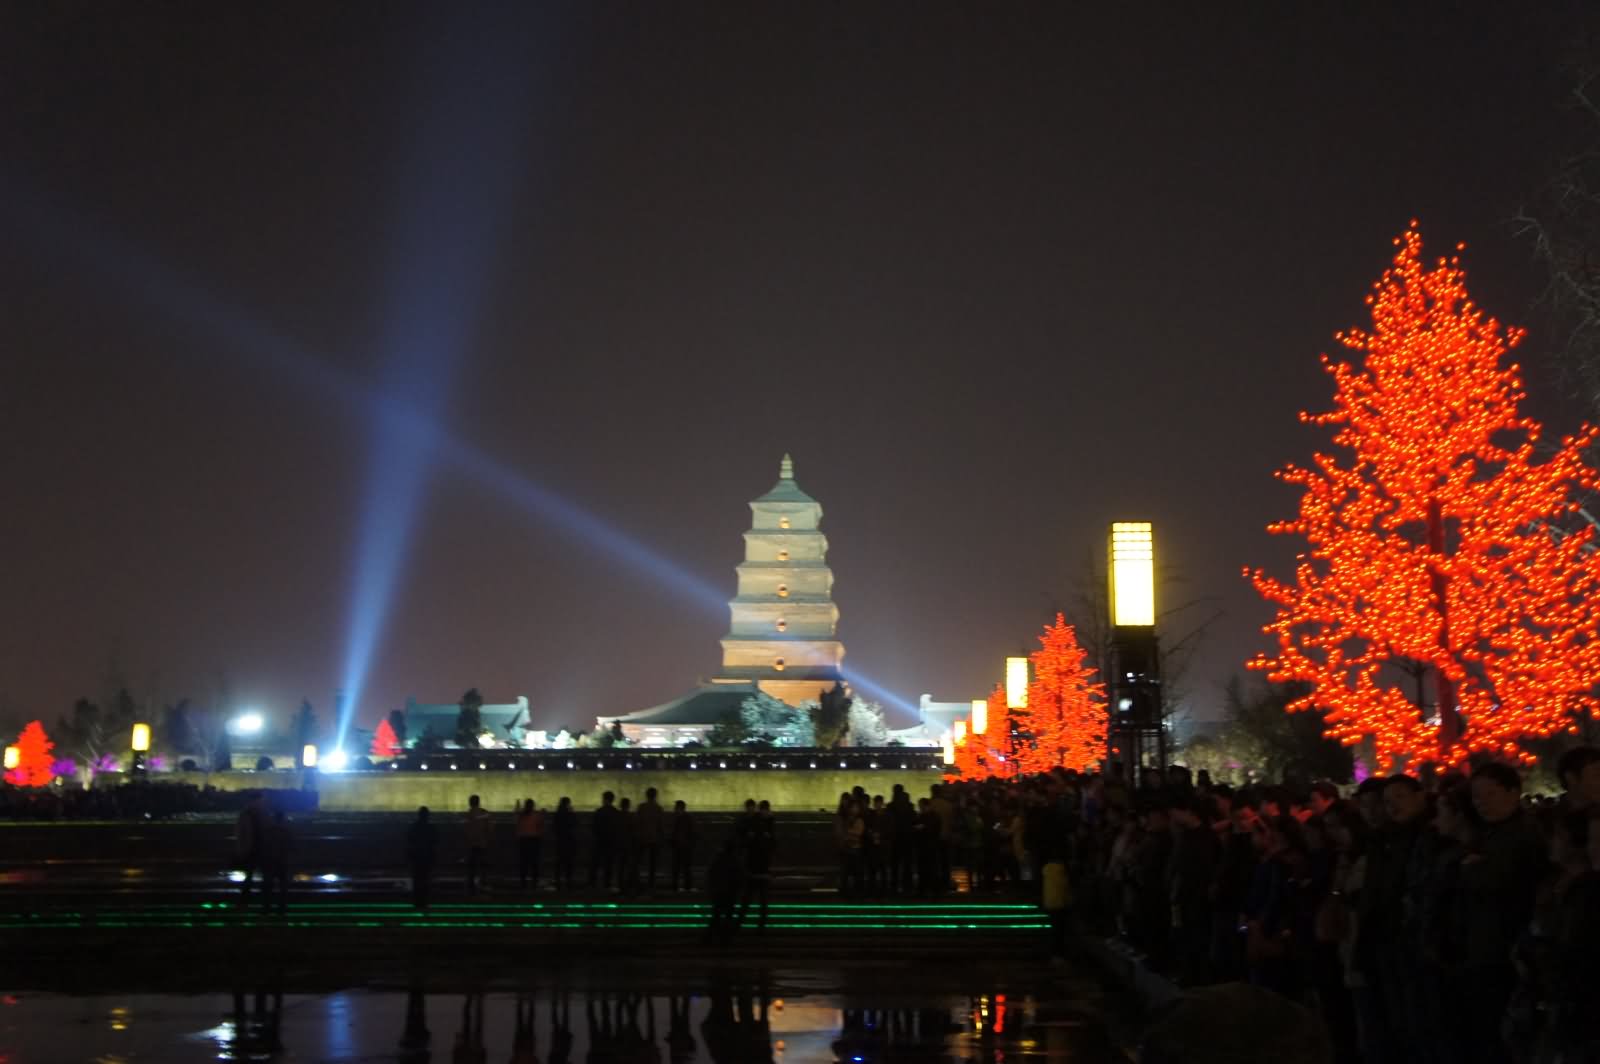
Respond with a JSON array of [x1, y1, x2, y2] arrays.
[[0, 960, 1124, 1063], [0, 818, 1140, 1062]]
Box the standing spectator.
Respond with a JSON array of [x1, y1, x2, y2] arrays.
[[1210, 791, 1260, 982], [864, 795, 888, 894], [1417, 784, 1477, 1064], [833, 794, 854, 892], [841, 801, 866, 896], [1556, 745, 1600, 814], [1168, 796, 1220, 984], [1372, 775, 1431, 1060], [635, 788, 665, 890], [928, 784, 955, 890], [463, 794, 492, 895], [1460, 763, 1548, 1064], [1131, 802, 1174, 970], [704, 839, 743, 946], [590, 791, 619, 890], [1538, 808, 1600, 1062], [915, 797, 943, 896], [553, 797, 578, 892], [953, 796, 983, 894], [407, 806, 437, 910], [616, 797, 637, 893], [515, 798, 545, 891], [260, 810, 291, 916], [234, 794, 266, 908], [888, 785, 916, 894], [668, 799, 695, 891], [737, 799, 776, 930]]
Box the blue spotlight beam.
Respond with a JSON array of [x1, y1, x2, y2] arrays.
[[334, 7, 546, 746], [1, 190, 921, 725]]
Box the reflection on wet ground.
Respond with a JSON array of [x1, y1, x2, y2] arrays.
[[0, 978, 1118, 1062]]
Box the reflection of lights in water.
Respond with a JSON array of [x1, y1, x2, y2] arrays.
[[226, 871, 247, 883], [320, 873, 340, 882], [109, 1004, 130, 1031], [201, 1019, 237, 1049]]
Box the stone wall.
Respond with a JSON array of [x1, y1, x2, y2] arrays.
[[171, 766, 943, 813]]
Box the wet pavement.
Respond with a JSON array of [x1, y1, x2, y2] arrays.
[[0, 970, 1123, 1062]]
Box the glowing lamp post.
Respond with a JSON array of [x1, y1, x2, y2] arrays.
[[1107, 521, 1164, 775], [3, 745, 17, 771], [941, 734, 956, 766], [302, 744, 318, 770], [1003, 657, 1030, 776], [970, 698, 987, 736], [130, 722, 150, 777]]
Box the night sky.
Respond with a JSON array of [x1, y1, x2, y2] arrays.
[[3, 4, 1594, 736]]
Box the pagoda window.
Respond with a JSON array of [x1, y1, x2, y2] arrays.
[[777, 584, 789, 598], [775, 618, 787, 632], [775, 658, 786, 671], [778, 549, 789, 561], [779, 516, 790, 529]]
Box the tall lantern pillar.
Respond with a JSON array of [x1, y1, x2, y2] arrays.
[[1108, 522, 1165, 785]]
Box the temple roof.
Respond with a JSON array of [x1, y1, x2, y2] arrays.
[[604, 683, 759, 726], [752, 453, 817, 505]]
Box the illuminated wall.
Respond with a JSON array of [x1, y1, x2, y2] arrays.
[[166, 766, 942, 813]]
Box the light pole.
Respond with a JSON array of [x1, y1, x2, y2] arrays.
[[131, 722, 150, 778], [1005, 656, 1029, 776]]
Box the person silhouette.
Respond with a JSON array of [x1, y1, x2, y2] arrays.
[[407, 806, 438, 910], [553, 797, 578, 892], [260, 810, 291, 915], [590, 792, 619, 890]]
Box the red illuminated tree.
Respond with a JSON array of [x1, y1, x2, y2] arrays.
[[1019, 614, 1106, 773], [1249, 225, 1600, 770], [370, 718, 402, 759], [5, 720, 56, 787]]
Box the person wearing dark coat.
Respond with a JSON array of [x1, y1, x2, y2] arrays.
[[406, 806, 438, 910], [1458, 764, 1548, 1064]]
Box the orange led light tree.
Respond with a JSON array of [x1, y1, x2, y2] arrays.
[[4, 720, 56, 787], [370, 718, 402, 759], [1020, 614, 1106, 773], [1249, 225, 1600, 770]]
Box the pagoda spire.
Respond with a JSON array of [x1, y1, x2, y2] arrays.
[[780, 453, 794, 480]]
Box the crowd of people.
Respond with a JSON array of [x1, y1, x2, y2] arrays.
[[908, 748, 1600, 1064]]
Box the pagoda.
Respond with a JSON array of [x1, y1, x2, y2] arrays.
[[712, 454, 846, 704], [597, 455, 846, 744]]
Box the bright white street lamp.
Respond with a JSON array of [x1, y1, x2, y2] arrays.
[[232, 712, 264, 735], [322, 748, 348, 772]]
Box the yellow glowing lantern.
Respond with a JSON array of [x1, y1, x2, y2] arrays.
[[1005, 657, 1028, 709], [941, 735, 956, 765], [1110, 521, 1155, 627], [970, 697, 987, 735], [3, 745, 17, 771], [302, 744, 318, 769], [130, 723, 151, 753], [953, 719, 967, 742]]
